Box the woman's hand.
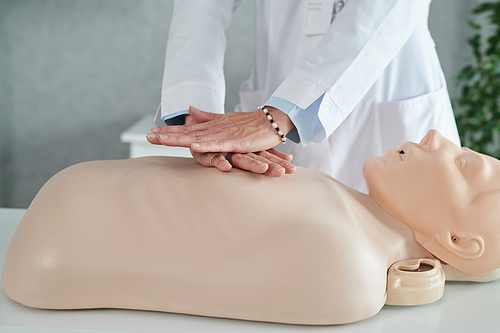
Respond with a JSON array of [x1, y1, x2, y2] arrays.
[[192, 148, 296, 177], [146, 110, 296, 177], [146, 106, 294, 154]]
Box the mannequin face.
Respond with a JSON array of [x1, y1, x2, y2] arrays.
[[364, 130, 499, 227], [363, 130, 500, 274]]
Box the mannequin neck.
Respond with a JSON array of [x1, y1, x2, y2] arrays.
[[339, 181, 436, 262]]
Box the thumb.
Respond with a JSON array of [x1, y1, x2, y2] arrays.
[[185, 114, 197, 125], [189, 105, 222, 123]]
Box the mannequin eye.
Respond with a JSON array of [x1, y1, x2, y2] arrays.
[[452, 236, 459, 243]]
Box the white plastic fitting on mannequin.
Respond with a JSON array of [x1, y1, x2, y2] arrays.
[[386, 258, 445, 306]]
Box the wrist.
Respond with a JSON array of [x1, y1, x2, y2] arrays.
[[265, 106, 294, 135]]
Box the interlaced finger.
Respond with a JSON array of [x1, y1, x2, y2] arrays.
[[227, 154, 269, 174], [264, 148, 294, 162], [190, 150, 232, 171], [257, 149, 296, 174]]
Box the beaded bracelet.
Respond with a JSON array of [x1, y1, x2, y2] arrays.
[[259, 106, 286, 144]]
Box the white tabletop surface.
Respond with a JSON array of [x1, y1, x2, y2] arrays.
[[1, 208, 499, 333]]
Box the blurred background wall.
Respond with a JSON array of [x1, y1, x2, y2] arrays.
[[0, 0, 480, 208]]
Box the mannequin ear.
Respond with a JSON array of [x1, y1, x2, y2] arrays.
[[443, 234, 485, 260]]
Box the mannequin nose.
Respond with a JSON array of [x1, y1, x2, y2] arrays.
[[420, 129, 441, 151]]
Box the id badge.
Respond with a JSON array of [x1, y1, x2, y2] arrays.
[[303, 0, 335, 36]]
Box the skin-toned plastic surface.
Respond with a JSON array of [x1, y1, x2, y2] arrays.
[[385, 258, 445, 306], [2, 130, 500, 325]]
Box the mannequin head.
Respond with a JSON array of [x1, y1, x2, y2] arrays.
[[363, 130, 500, 275]]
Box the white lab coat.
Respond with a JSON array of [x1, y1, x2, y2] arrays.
[[155, 0, 460, 192]]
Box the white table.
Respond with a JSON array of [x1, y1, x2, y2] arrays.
[[120, 115, 192, 158], [1, 208, 499, 333]]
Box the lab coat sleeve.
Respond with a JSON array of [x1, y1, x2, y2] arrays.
[[271, 0, 431, 144], [266, 96, 326, 145], [158, 0, 239, 124]]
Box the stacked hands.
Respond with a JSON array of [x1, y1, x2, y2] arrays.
[[147, 106, 296, 177]]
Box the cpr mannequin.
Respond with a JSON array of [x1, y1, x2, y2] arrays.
[[2, 130, 500, 325]]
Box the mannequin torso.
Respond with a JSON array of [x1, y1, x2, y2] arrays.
[[3, 156, 433, 324]]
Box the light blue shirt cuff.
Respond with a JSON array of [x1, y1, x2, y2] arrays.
[[265, 95, 326, 147], [161, 109, 189, 126]]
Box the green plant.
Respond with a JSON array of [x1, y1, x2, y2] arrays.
[[456, 1, 500, 157]]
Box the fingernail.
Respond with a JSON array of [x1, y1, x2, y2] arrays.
[[192, 143, 200, 147], [275, 165, 284, 172], [148, 133, 157, 139], [160, 134, 169, 140], [257, 162, 267, 168], [150, 128, 159, 133]]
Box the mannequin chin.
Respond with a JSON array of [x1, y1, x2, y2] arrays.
[[2, 130, 500, 325], [363, 129, 500, 275]]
